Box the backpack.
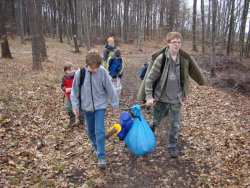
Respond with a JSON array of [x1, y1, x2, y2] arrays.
[[140, 64, 148, 80], [79, 67, 86, 107], [107, 48, 114, 59], [137, 46, 167, 101]]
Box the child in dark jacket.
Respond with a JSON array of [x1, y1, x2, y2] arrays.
[[105, 49, 124, 98], [61, 62, 85, 129], [71, 50, 119, 169]]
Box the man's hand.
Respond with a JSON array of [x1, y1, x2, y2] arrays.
[[182, 96, 188, 103], [73, 109, 79, 117], [146, 99, 155, 106]]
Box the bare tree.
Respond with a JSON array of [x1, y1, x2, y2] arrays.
[[68, 0, 79, 53], [138, 0, 145, 51], [17, 0, 25, 44], [227, 0, 235, 55], [192, 0, 198, 51], [82, 0, 90, 51], [239, 0, 249, 60], [36, 0, 48, 61], [76, 0, 83, 47], [0, 0, 12, 58], [27, 0, 42, 70], [211, 0, 217, 77], [246, 21, 250, 57], [201, 0, 205, 53]]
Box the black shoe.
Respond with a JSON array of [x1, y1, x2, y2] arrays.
[[169, 147, 178, 158], [150, 126, 155, 133]]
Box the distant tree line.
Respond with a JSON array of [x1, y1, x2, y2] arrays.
[[0, 0, 249, 74]]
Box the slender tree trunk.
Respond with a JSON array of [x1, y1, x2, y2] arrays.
[[57, 0, 63, 43], [206, 0, 211, 40], [18, 0, 25, 44], [77, 0, 83, 47], [68, 0, 79, 53], [227, 0, 235, 55], [82, 0, 90, 51], [64, 0, 70, 44], [192, 0, 198, 51], [36, 0, 48, 61], [27, 0, 42, 70], [239, 0, 249, 60], [201, 0, 205, 53], [0, 0, 12, 58], [138, 1, 145, 51], [211, 0, 217, 77], [245, 21, 250, 57]]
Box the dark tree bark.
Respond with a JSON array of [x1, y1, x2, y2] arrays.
[[201, 0, 205, 53], [18, 0, 25, 44], [239, 0, 249, 60], [0, 0, 12, 58], [82, 0, 90, 51], [68, 0, 79, 53], [57, 0, 63, 43], [245, 21, 250, 57], [27, 0, 42, 70], [36, 0, 48, 61], [211, 0, 217, 77], [227, 0, 235, 55], [192, 0, 198, 51], [206, 0, 211, 40]]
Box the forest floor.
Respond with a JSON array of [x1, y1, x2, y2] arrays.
[[0, 38, 249, 187]]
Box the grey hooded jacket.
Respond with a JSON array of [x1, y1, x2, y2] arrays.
[[71, 66, 119, 112]]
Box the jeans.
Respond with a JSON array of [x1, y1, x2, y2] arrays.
[[150, 102, 182, 147], [84, 109, 106, 159], [65, 98, 84, 121]]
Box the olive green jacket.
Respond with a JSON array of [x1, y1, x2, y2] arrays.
[[137, 46, 206, 101]]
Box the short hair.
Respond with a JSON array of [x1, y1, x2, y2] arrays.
[[166, 32, 182, 43], [63, 62, 73, 71], [85, 50, 102, 67]]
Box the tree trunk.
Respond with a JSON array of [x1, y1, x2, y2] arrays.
[[239, 0, 249, 60], [36, 0, 48, 61], [123, 0, 129, 41], [0, 0, 12, 58], [18, 0, 25, 44], [68, 0, 79, 53], [63, 0, 70, 44], [27, 0, 42, 70], [57, 0, 63, 43], [245, 20, 250, 57], [227, 0, 235, 55], [77, 0, 83, 47], [138, 1, 145, 51], [82, 0, 90, 51], [211, 0, 217, 77], [192, 0, 198, 51], [201, 0, 205, 53], [206, 0, 211, 40]]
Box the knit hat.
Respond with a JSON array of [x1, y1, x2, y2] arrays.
[[107, 37, 114, 42], [114, 49, 121, 57]]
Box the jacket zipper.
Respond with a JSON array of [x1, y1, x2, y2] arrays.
[[90, 72, 95, 112]]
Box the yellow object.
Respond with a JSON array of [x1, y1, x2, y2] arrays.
[[107, 37, 114, 42], [107, 124, 122, 137]]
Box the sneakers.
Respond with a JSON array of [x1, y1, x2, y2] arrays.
[[97, 158, 106, 169], [79, 121, 84, 129], [67, 119, 75, 128], [169, 147, 178, 158]]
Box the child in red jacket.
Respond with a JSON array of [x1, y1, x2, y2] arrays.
[[61, 62, 85, 129]]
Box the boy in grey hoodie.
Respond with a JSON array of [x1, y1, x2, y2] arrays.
[[71, 50, 119, 169]]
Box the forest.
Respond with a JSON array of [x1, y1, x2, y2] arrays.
[[0, 0, 249, 187]]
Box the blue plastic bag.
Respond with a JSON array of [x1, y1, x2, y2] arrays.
[[124, 105, 156, 156]]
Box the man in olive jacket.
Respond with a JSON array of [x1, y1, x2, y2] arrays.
[[145, 32, 206, 158]]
